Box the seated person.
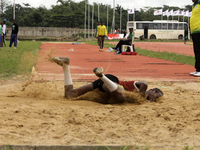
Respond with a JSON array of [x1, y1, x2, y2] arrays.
[[113, 28, 134, 55], [50, 57, 163, 104]]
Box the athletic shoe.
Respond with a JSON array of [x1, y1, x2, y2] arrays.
[[193, 72, 200, 77], [190, 71, 198, 76], [14, 47, 17, 49], [93, 67, 103, 77], [49, 57, 70, 66], [99, 49, 103, 52], [116, 51, 121, 55]]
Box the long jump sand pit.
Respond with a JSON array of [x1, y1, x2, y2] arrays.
[[0, 42, 200, 149]]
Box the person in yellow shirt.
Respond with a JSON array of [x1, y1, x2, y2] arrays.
[[190, 0, 200, 77], [96, 21, 107, 52]]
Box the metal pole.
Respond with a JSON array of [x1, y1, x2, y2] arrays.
[[178, 15, 179, 30], [98, 3, 99, 22], [92, 4, 94, 38], [188, 17, 190, 40], [88, 3, 90, 38], [127, 8, 129, 22], [107, 4, 108, 34], [120, 8, 121, 34], [113, 0, 115, 35], [84, 0, 87, 39], [13, 0, 15, 19]]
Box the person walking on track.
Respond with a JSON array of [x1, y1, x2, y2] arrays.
[[96, 21, 107, 52]]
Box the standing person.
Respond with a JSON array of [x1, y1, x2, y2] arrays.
[[96, 21, 107, 52], [184, 35, 188, 44], [0, 22, 3, 48], [9, 19, 19, 49], [190, 0, 200, 77], [95, 22, 101, 48], [49, 57, 163, 104], [113, 28, 134, 55], [2, 19, 7, 47]]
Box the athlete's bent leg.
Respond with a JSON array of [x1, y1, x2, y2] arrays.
[[93, 67, 126, 103]]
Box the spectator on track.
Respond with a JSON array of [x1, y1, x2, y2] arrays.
[[190, 0, 200, 77], [96, 21, 107, 52], [49, 57, 163, 104]]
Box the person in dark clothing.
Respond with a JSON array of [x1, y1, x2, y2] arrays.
[[190, 0, 200, 77], [113, 28, 134, 55], [9, 20, 19, 49]]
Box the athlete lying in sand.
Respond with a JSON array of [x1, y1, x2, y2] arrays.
[[50, 57, 163, 104]]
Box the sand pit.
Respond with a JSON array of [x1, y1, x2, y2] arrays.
[[1, 42, 200, 149], [0, 79, 200, 149]]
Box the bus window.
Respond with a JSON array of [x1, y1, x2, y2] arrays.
[[168, 23, 172, 29], [136, 23, 143, 29], [154, 23, 161, 29], [173, 23, 178, 30], [128, 23, 134, 27], [184, 24, 188, 30], [162, 23, 167, 29], [179, 24, 183, 30], [143, 23, 149, 28], [149, 23, 153, 29]]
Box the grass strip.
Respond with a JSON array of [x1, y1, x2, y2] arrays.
[[85, 41, 195, 66], [136, 48, 195, 66], [0, 41, 41, 79]]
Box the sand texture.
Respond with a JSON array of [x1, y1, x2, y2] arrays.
[[0, 79, 200, 149]]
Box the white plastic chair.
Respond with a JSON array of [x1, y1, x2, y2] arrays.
[[122, 35, 134, 52]]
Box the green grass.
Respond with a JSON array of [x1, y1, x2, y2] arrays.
[[85, 41, 195, 66], [0, 41, 41, 79], [136, 48, 195, 66]]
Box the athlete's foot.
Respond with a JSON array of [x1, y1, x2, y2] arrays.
[[93, 67, 103, 77], [49, 57, 70, 66]]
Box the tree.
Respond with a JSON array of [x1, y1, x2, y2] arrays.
[[0, 0, 11, 14]]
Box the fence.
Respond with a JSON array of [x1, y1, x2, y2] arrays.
[[6, 27, 96, 38]]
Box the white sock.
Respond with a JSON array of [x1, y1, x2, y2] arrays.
[[101, 75, 118, 92], [63, 64, 73, 86]]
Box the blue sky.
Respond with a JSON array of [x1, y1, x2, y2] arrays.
[[15, 0, 193, 9]]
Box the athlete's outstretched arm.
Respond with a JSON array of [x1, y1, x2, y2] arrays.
[[135, 81, 148, 94]]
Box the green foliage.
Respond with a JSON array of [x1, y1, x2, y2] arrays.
[[0, 41, 41, 79], [1, 1, 192, 29]]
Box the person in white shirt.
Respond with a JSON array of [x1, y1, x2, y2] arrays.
[[2, 19, 6, 47]]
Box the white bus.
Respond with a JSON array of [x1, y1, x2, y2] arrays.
[[127, 20, 189, 40]]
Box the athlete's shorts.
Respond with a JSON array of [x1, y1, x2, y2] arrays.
[[92, 74, 119, 92]]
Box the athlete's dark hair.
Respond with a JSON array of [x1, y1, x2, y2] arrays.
[[153, 88, 163, 96]]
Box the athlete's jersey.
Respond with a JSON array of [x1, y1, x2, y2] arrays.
[[97, 25, 107, 37], [118, 81, 139, 92], [190, 0, 200, 34]]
